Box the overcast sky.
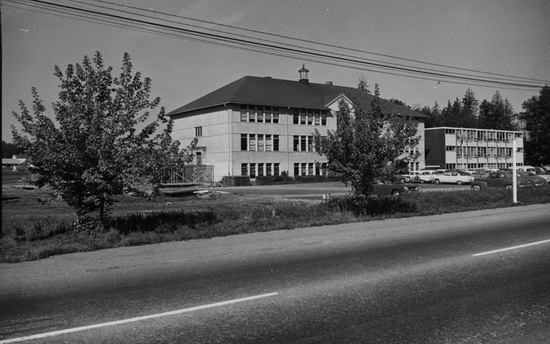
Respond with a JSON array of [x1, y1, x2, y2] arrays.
[[2, 0, 550, 142]]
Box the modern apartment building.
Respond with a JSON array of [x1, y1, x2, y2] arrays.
[[167, 67, 427, 181], [424, 127, 524, 170]]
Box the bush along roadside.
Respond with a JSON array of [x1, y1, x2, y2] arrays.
[[1, 186, 549, 263]]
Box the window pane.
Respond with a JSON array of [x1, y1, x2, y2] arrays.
[[257, 106, 264, 123], [240, 105, 247, 122], [300, 136, 306, 151], [293, 109, 299, 124], [249, 134, 256, 151], [321, 112, 327, 125], [258, 134, 264, 151], [273, 108, 279, 123], [265, 134, 272, 151], [241, 163, 248, 176], [258, 163, 264, 177], [250, 164, 256, 178], [274, 135, 279, 151], [249, 106, 256, 122], [300, 109, 306, 124], [307, 110, 313, 125], [274, 163, 280, 176], [241, 134, 247, 151], [294, 136, 300, 151], [266, 163, 272, 176], [294, 163, 300, 176], [265, 107, 272, 123]]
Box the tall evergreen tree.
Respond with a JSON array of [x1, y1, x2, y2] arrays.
[[460, 87, 479, 127], [521, 86, 550, 165], [478, 91, 517, 130]]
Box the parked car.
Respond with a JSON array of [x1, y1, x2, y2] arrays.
[[372, 181, 420, 196], [534, 166, 547, 174], [431, 171, 474, 185], [473, 170, 545, 190], [416, 171, 435, 183]]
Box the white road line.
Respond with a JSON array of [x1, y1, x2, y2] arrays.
[[473, 239, 550, 257], [0, 292, 279, 343]]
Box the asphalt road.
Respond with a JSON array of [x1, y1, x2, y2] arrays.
[[1, 204, 549, 343]]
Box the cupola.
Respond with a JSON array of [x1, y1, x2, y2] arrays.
[[298, 64, 309, 84]]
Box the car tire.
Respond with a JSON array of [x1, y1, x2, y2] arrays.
[[457, 180, 463, 185], [472, 184, 481, 191], [391, 190, 400, 196], [434, 179, 440, 184]]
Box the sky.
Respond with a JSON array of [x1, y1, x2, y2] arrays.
[[2, 0, 550, 142]]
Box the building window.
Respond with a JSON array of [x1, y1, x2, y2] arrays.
[[294, 163, 300, 176], [266, 163, 272, 176], [258, 163, 264, 177], [301, 163, 307, 176], [249, 106, 256, 122], [293, 109, 299, 124], [300, 109, 306, 125], [258, 134, 264, 151], [195, 126, 202, 137], [249, 135, 257, 151], [250, 163, 256, 178], [445, 146, 455, 151], [274, 163, 280, 176], [308, 163, 314, 175], [241, 134, 247, 151], [274, 135, 279, 151], [308, 136, 314, 152], [321, 112, 327, 125], [196, 152, 202, 165], [265, 135, 272, 151], [257, 106, 264, 123], [307, 110, 313, 125], [240, 106, 247, 122], [264, 107, 272, 123], [294, 136, 300, 151], [241, 163, 248, 176], [300, 136, 307, 151], [273, 108, 279, 124]]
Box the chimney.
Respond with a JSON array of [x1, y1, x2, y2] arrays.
[[298, 64, 309, 84]]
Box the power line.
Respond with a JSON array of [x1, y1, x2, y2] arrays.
[[86, 0, 549, 85], [5, 0, 549, 90]]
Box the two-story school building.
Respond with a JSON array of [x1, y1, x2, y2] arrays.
[[424, 127, 525, 170], [167, 66, 428, 181]]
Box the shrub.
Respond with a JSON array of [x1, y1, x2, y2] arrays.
[[327, 195, 418, 216], [255, 175, 295, 185], [221, 176, 251, 186]]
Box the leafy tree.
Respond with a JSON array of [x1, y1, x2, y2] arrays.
[[12, 52, 195, 225], [521, 85, 550, 165], [478, 91, 517, 130], [313, 84, 420, 199]]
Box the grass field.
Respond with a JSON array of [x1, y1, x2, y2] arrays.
[[2, 172, 550, 263]]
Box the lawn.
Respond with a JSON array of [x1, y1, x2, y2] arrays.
[[2, 172, 550, 263]]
